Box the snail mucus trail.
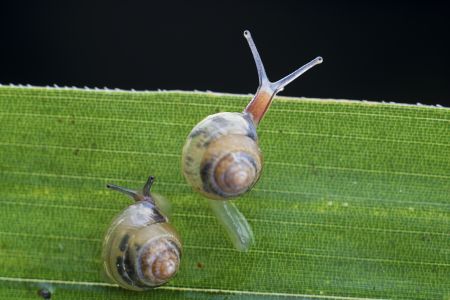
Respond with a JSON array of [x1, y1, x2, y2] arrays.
[[182, 30, 323, 251], [102, 176, 182, 291]]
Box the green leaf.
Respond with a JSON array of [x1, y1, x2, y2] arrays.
[[0, 85, 449, 300]]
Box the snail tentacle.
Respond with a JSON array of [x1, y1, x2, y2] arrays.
[[107, 176, 156, 203], [243, 30, 269, 87], [243, 30, 323, 125], [143, 176, 155, 197], [106, 183, 142, 201], [271, 56, 323, 93]]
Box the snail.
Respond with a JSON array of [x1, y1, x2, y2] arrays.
[[181, 31, 322, 251], [182, 30, 323, 200], [102, 176, 182, 291]]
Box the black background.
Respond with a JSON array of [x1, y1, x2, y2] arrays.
[[1, 1, 449, 105]]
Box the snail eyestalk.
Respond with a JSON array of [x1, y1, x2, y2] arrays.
[[272, 56, 323, 93], [243, 30, 323, 125], [243, 30, 269, 87], [143, 176, 155, 196], [107, 176, 155, 202], [107, 183, 143, 202]]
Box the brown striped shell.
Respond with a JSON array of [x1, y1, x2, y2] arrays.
[[102, 201, 182, 291], [182, 112, 262, 200]]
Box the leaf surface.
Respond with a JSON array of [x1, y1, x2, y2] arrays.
[[0, 86, 449, 299]]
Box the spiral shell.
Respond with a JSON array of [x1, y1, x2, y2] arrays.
[[182, 112, 262, 200], [102, 198, 182, 290]]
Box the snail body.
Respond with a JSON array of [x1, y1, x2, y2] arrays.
[[182, 30, 322, 201], [102, 177, 182, 291]]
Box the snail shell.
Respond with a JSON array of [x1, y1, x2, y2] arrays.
[[182, 112, 263, 200], [102, 178, 182, 291]]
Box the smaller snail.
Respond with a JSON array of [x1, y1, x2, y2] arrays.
[[102, 176, 182, 291], [182, 30, 322, 200]]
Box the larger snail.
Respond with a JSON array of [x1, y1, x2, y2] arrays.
[[182, 30, 323, 200], [102, 176, 182, 291], [181, 30, 322, 251]]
